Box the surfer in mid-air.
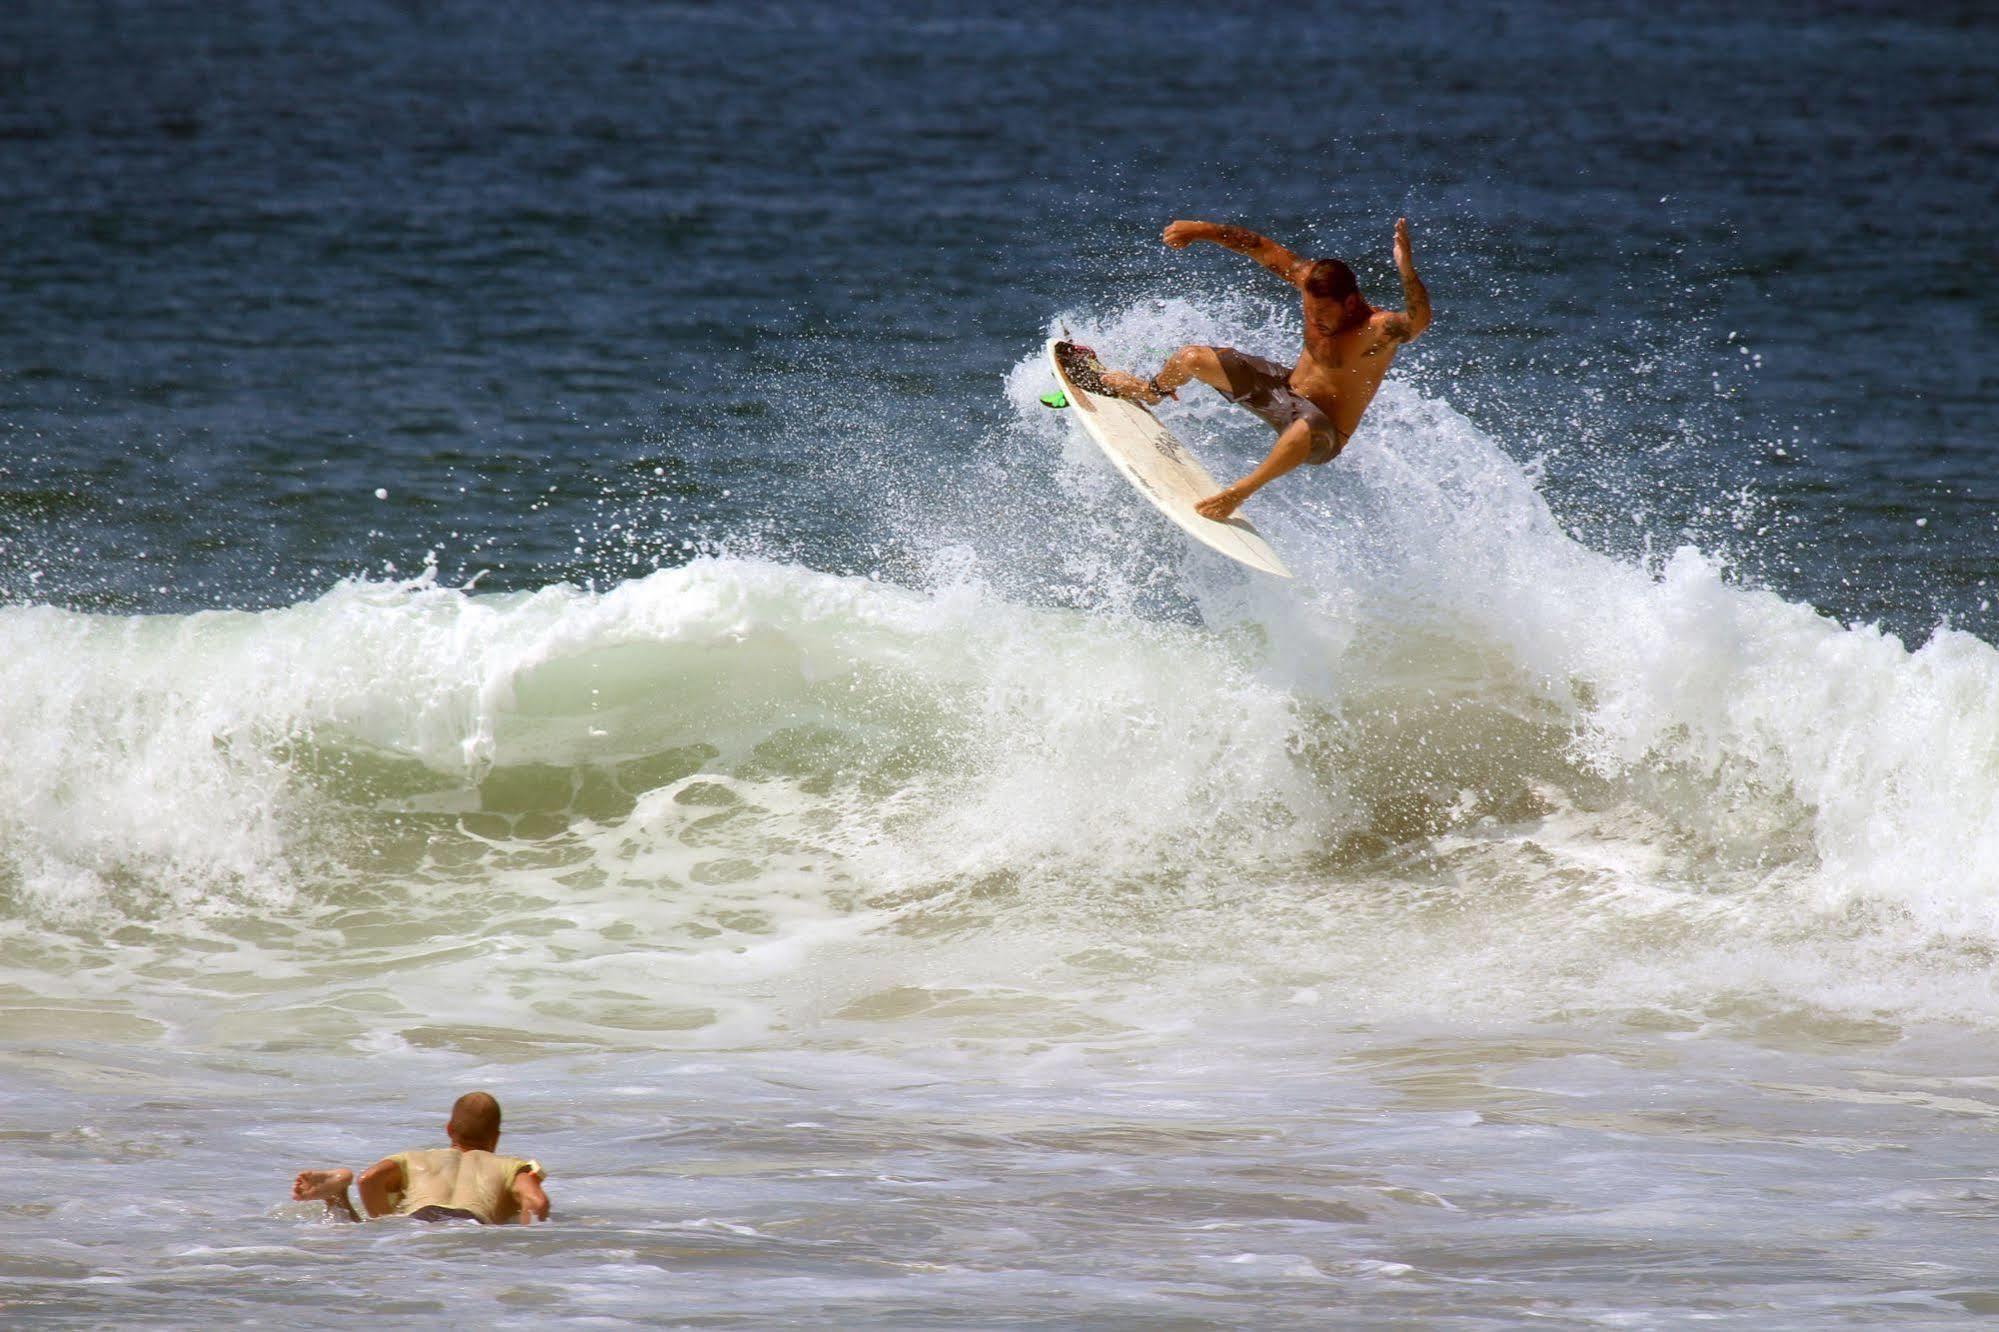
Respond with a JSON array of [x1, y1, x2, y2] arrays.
[[1100, 217, 1430, 521]]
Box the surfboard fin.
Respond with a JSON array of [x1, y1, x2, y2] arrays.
[[1040, 390, 1069, 410]]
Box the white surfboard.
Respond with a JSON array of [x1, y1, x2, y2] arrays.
[[1045, 338, 1291, 579]]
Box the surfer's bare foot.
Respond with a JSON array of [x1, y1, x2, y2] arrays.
[[1195, 487, 1247, 521], [1099, 370, 1163, 405]]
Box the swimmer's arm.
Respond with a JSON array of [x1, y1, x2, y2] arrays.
[[510, 1168, 550, 1224], [1161, 220, 1309, 286], [1383, 217, 1431, 342], [355, 1157, 405, 1219], [290, 1167, 361, 1222]]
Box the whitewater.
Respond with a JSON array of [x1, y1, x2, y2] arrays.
[[5, 298, 1999, 1323]]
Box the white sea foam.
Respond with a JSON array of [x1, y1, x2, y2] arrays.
[[3, 302, 1997, 1035]]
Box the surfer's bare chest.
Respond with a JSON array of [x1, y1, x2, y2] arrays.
[[1292, 321, 1397, 417]]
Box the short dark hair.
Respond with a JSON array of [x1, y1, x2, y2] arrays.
[[449, 1091, 502, 1147], [1303, 259, 1358, 302]]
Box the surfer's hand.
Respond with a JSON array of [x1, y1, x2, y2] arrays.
[[1393, 217, 1413, 268], [1162, 220, 1207, 249]]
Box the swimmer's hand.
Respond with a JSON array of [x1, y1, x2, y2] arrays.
[[293, 1167, 362, 1222], [1394, 217, 1414, 271], [1162, 220, 1211, 249], [293, 1168, 354, 1202]]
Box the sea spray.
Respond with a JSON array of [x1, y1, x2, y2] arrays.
[[7, 298, 1999, 1036]]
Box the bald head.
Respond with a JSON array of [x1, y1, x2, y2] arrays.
[[447, 1091, 502, 1151]]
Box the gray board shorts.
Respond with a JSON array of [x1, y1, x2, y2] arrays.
[[1214, 349, 1348, 465]]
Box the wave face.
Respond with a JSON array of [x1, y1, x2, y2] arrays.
[[5, 306, 1998, 1043]]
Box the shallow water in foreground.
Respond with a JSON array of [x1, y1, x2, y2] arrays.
[[12, 1019, 1999, 1325]]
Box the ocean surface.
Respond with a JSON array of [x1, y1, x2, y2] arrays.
[[4, 1, 1998, 1325]]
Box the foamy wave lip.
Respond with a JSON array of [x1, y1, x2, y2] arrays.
[[1324, 379, 1999, 933], [0, 556, 1333, 915], [4, 295, 1999, 1031], [1016, 293, 1999, 943]]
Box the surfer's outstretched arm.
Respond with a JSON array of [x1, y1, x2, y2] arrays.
[[1162, 220, 1309, 287], [1380, 216, 1432, 343], [292, 1167, 362, 1222]]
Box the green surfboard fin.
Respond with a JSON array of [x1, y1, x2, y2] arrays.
[[1039, 390, 1069, 410]]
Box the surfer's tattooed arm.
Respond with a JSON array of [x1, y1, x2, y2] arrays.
[[1384, 216, 1431, 342], [1162, 220, 1308, 286]]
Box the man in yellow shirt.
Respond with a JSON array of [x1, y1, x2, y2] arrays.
[[292, 1091, 551, 1224]]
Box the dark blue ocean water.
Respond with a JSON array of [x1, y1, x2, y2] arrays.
[[3, 0, 1994, 634]]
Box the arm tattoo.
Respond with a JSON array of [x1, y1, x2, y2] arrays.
[[1212, 224, 1262, 252], [1400, 270, 1431, 326], [1400, 266, 1429, 308]]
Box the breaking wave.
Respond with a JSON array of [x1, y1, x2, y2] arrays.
[[4, 301, 1997, 1041]]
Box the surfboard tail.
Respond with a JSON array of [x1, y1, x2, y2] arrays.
[[1043, 338, 1292, 579]]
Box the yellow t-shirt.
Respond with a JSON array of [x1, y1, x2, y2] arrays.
[[386, 1148, 541, 1224]]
